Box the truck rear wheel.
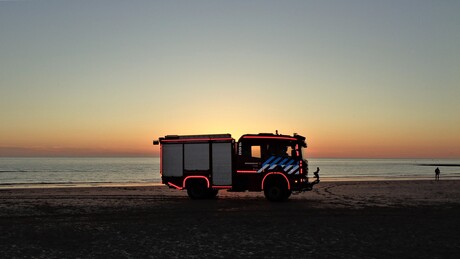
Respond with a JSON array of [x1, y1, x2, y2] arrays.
[[186, 180, 208, 200], [264, 182, 289, 202], [207, 189, 219, 199]]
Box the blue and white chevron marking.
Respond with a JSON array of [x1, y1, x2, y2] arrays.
[[257, 156, 300, 174], [257, 156, 276, 173]]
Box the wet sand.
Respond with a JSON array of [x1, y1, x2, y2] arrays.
[[1, 180, 459, 258]]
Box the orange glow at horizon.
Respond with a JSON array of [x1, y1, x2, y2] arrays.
[[2, 126, 459, 159]]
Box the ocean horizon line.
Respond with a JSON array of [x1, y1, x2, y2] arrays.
[[1, 156, 460, 160]]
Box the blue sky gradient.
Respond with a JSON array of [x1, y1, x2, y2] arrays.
[[1, 1, 459, 157]]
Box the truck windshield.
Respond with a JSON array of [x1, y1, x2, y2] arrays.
[[266, 143, 301, 159]]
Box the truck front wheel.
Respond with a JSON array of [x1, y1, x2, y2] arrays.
[[264, 182, 290, 202]]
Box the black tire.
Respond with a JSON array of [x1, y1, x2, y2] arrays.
[[264, 182, 289, 202], [186, 180, 208, 200], [207, 189, 219, 199], [286, 190, 292, 199]]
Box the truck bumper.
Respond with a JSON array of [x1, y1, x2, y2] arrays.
[[292, 177, 320, 192]]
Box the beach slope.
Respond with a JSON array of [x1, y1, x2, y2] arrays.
[[1, 180, 459, 258]]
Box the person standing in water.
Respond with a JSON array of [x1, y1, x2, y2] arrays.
[[435, 167, 440, 181]]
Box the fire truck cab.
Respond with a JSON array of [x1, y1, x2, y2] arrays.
[[153, 132, 319, 201]]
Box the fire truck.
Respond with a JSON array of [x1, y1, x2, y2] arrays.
[[153, 132, 320, 201]]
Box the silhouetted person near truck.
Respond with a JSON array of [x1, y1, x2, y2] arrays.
[[314, 167, 320, 180], [313, 167, 320, 184], [435, 167, 440, 181]]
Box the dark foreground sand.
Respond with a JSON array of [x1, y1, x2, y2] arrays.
[[1, 180, 459, 258]]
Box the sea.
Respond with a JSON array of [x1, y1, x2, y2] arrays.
[[0, 157, 459, 186]]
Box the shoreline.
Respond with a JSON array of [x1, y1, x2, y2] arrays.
[[0, 182, 164, 189], [0, 176, 457, 189]]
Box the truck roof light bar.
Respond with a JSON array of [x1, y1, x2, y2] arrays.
[[242, 135, 298, 141]]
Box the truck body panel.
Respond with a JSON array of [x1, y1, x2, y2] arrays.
[[211, 142, 233, 186], [184, 143, 209, 171], [162, 144, 183, 177]]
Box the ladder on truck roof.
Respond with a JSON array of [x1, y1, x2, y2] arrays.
[[163, 134, 231, 139]]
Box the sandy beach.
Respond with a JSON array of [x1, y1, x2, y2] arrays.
[[1, 180, 459, 258]]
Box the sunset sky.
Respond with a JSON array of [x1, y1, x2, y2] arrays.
[[1, 1, 459, 158]]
